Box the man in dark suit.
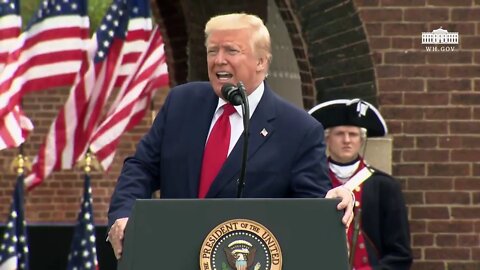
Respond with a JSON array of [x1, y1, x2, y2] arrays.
[[309, 99, 413, 269], [108, 13, 354, 259]]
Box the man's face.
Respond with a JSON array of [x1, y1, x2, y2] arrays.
[[326, 126, 364, 163], [206, 28, 266, 98]]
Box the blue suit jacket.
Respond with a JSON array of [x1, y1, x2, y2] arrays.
[[108, 81, 331, 224]]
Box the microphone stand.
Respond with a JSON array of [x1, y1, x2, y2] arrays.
[[236, 82, 249, 198]]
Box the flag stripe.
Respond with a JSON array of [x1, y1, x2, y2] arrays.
[[0, 41, 88, 88], [90, 27, 169, 170], [1, 56, 86, 89], [113, 26, 152, 89], [93, 95, 149, 165], [0, 15, 21, 29], [10, 26, 90, 54]]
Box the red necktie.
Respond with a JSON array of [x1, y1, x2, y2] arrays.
[[198, 104, 236, 198]]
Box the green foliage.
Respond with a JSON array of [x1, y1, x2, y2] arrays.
[[88, 0, 111, 32], [20, 0, 36, 26], [20, 0, 111, 32], [222, 262, 231, 270]]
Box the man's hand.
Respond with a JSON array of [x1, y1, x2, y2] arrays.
[[325, 186, 354, 227], [108, 217, 129, 259]]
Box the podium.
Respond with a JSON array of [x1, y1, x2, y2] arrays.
[[118, 198, 349, 269]]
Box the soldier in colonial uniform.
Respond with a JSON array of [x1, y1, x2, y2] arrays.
[[309, 99, 413, 270]]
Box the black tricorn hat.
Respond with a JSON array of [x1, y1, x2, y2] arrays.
[[308, 99, 388, 137]]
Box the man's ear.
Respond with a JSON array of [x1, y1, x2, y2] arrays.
[[256, 57, 266, 72]]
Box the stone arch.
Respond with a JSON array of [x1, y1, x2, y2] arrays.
[[151, 0, 189, 86], [151, 0, 376, 106], [275, 0, 377, 107]]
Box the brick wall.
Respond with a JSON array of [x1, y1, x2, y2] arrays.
[[355, 0, 479, 269]]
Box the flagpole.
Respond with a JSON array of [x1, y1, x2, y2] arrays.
[[18, 96, 25, 175]]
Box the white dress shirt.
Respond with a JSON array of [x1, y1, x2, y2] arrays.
[[207, 82, 265, 155]]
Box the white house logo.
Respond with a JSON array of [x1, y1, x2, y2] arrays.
[[421, 27, 459, 52], [422, 27, 459, 44], [200, 219, 282, 270]]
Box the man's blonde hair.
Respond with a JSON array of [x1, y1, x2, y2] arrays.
[[204, 13, 272, 63]]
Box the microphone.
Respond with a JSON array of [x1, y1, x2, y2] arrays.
[[220, 82, 250, 198], [221, 83, 244, 105]]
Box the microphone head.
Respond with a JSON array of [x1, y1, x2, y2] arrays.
[[221, 83, 237, 99], [221, 83, 243, 105]]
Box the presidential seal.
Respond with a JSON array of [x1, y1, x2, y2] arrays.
[[200, 219, 282, 270]]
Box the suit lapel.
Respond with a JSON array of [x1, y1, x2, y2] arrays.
[[207, 84, 277, 197], [186, 88, 218, 197]]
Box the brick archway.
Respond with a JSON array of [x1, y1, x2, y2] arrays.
[[152, 0, 376, 108], [275, 0, 378, 107], [151, 0, 189, 86]]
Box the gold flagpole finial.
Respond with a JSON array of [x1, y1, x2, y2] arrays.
[[10, 153, 32, 176], [76, 148, 102, 173], [84, 151, 92, 173]]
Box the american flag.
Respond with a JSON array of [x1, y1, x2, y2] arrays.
[[0, 0, 20, 72], [0, 174, 29, 270], [66, 174, 98, 270], [0, 0, 90, 119], [25, 0, 148, 189], [0, 0, 32, 151], [89, 26, 168, 170], [112, 0, 152, 89]]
